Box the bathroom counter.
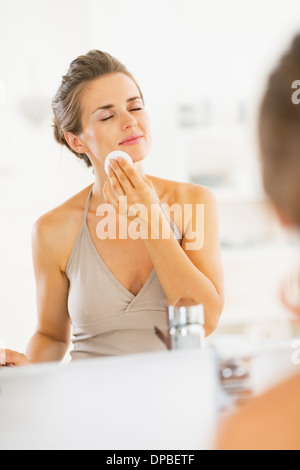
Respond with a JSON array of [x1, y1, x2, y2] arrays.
[[0, 348, 217, 450]]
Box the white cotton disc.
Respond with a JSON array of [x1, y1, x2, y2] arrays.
[[104, 150, 133, 175]]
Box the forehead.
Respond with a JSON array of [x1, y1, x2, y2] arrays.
[[81, 73, 141, 114]]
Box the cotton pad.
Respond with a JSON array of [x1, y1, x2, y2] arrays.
[[104, 150, 133, 175]]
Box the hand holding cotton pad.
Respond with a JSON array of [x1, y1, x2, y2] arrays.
[[104, 150, 133, 175]]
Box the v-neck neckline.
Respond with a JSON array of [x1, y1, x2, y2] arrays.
[[80, 183, 181, 301], [84, 223, 156, 300]]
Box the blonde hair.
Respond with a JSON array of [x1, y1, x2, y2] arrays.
[[52, 50, 144, 167]]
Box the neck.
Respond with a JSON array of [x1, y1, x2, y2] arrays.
[[91, 160, 146, 206]]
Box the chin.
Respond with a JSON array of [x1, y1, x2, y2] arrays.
[[132, 153, 148, 164], [120, 147, 149, 164]]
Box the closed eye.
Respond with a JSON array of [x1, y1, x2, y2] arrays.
[[101, 107, 143, 121]]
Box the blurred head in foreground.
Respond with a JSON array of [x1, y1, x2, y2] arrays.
[[217, 34, 300, 451], [259, 34, 300, 228]]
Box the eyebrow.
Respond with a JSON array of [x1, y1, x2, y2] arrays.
[[91, 96, 143, 115]]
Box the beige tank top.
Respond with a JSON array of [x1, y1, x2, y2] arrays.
[[66, 186, 183, 360]]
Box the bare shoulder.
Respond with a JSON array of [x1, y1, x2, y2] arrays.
[[148, 174, 215, 206], [217, 372, 300, 450], [148, 175, 218, 233], [32, 184, 93, 270]]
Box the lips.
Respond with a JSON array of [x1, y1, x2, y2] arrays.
[[119, 134, 143, 146]]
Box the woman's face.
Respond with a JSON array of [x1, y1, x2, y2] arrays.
[[77, 73, 151, 166]]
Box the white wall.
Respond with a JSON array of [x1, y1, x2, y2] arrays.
[[1, 0, 300, 352], [0, 0, 94, 350]]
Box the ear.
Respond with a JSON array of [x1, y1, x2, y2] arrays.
[[64, 132, 89, 155]]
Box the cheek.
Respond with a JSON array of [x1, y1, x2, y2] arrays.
[[143, 112, 151, 129], [141, 114, 151, 140], [146, 130, 152, 149], [81, 125, 112, 160]]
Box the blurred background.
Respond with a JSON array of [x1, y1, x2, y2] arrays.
[[1, 0, 300, 355]]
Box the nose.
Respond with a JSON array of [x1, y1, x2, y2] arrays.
[[120, 110, 137, 130]]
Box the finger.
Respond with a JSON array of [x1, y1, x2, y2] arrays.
[[103, 181, 119, 211], [0, 349, 7, 365], [0, 349, 29, 366], [109, 159, 135, 194], [0, 349, 16, 365], [108, 165, 126, 198], [116, 157, 144, 189], [4, 349, 17, 364]]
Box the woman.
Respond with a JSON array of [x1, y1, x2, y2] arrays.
[[217, 34, 300, 450], [0, 50, 224, 365]]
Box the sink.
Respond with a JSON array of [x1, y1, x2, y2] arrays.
[[0, 348, 217, 450]]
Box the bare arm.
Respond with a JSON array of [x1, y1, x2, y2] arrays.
[[26, 215, 71, 363], [0, 214, 72, 367], [143, 187, 224, 336], [104, 156, 224, 337]]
